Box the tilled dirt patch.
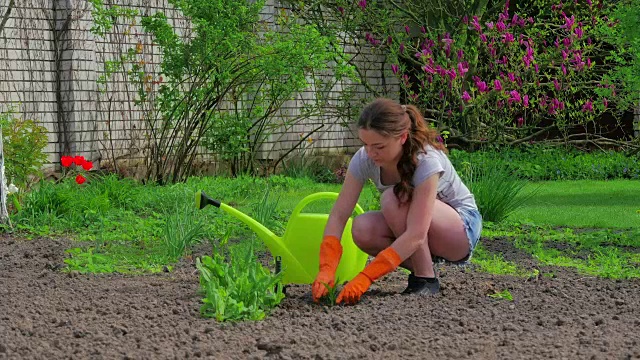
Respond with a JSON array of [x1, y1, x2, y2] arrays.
[[1, 235, 639, 360]]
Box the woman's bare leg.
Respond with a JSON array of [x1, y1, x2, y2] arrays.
[[380, 188, 470, 278]]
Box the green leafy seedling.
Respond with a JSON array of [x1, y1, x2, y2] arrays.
[[320, 278, 342, 307], [488, 289, 514, 301]]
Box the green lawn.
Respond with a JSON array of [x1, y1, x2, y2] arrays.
[[510, 180, 640, 228]]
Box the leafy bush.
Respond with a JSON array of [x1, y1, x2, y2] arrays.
[[0, 111, 48, 190], [196, 239, 284, 322], [450, 146, 640, 181]]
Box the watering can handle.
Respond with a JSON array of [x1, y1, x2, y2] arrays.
[[291, 192, 365, 218]]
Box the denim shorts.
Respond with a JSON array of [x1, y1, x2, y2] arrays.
[[458, 208, 483, 259], [432, 208, 483, 265]]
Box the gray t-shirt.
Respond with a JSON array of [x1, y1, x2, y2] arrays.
[[347, 145, 478, 212]]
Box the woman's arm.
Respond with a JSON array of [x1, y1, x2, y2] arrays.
[[389, 173, 438, 259], [323, 170, 364, 240]]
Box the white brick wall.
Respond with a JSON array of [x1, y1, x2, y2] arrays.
[[0, 0, 398, 173]]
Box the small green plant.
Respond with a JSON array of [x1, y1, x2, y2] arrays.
[[195, 239, 285, 321], [63, 247, 116, 274], [319, 278, 342, 306], [488, 289, 514, 301]]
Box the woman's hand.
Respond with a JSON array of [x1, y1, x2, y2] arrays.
[[311, 235, 343, 302]]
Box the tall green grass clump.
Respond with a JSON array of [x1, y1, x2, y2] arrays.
[[462, 161, 537, 223], [164, 203, 205, 261]]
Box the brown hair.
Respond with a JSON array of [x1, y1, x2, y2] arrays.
[[357, 98, 447, 204]]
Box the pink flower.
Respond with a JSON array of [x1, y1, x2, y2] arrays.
[[493, 79, 503, 91], [486, 22, 495, 30], [603, 98, 608, 108], [562, 64, 567, 75], [404, 25, 410, 34], [338, 7, 344, 15], [509, 90, 522, 104], [553, 79, 561, 91], [462, 91, 472, 103], [523, 95, 529, 107], [422, 65, 435, 74], [507, 72, 516, 82], [561, 13, 575, 30], [457, 49, 464, 60], [517, 117, 524, 127], [582, 99, 594, 112], [358, 0, 366, 11], [471, 16, 482, 32], [534, 64, 540, 73], [480, 34, 488, 42], [447, 69, 457, 82], [503, 33, 515, 43], [391, 64, 399, 75], [399, 43, 405, 54], [574, 26, 584, 39], [457, 62, 469, 76], [476, 80, 489, 93]]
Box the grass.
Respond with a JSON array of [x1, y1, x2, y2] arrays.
[[7, 173, 640, 282], [509, 180, 640, 228]]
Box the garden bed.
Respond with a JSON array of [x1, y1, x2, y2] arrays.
[[1, 235, 639, 359]]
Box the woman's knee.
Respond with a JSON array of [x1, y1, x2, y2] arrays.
[[351, 212, 392, 252], [351, 214, 374, 248], [380, 188, 407, 237]]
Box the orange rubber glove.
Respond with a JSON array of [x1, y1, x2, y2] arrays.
[[336, 247, 402, 305], [311, 235, 343, 302]]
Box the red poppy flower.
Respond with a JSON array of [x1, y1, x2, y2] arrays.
[[82, 161, 93, 171], [61, 156, 73, 167], [73, 156, 86, 166], [75, 174, 86, 185]]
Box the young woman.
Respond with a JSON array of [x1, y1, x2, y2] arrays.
[[311, 98, 482, 305]]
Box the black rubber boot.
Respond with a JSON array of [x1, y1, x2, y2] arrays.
[[402, 273, 440, 295]]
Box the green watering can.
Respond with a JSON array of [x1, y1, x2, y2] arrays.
[[195, 191, 368, 285]]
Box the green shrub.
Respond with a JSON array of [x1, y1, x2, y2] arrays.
[[450, 146, 640, 181], [0, 111, 48, 190]]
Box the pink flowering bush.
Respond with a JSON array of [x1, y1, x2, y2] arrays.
[[283, 0, 637, 147], [391, 1, 628, 145]]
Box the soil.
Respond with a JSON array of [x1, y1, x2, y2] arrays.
[[1, 235, 640, 360]]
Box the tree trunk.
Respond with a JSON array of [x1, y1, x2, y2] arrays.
[[0, 126, 10, 226], [634, 101, 639, 139], [0, 0, 14, 227]]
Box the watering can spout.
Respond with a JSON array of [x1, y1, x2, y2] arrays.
[[195, 191, 279, 249]]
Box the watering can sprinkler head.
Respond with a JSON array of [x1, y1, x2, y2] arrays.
[[195, 191, 220, 210]]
